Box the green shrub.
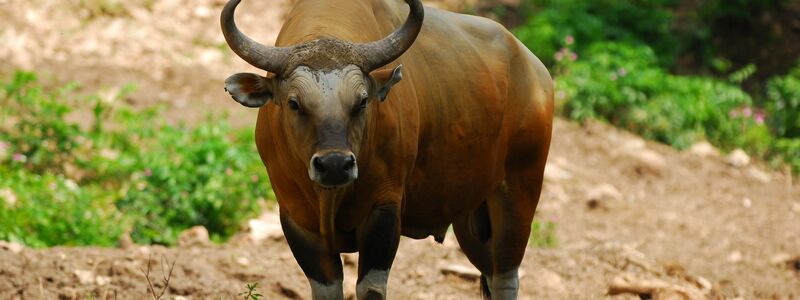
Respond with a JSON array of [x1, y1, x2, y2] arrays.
[[116, 121, 270, 245], [1, 72, 83, 174], [772, 138, 800, 173], [0, 168, 124, 247], [515, 0, 677, 67], [529, 220, 557, 248], [0, 71, 272, 247], [557, 42, 752, 149], [766, 64, 800, 139], [551, 41, 799, 173]]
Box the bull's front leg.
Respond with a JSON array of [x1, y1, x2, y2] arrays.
[[355, 203, 401, 300], [280, 214, 344, 300]]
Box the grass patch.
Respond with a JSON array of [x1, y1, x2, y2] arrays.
[[0, 71, 272, 247]]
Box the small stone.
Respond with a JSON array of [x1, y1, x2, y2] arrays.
[[747, 167, 771, 183], [73, 270, 95, 285], [536, 269, 566, 294], [728, 251, 743, 263], [585, 183, 622, 210], [622, 146, 666, 175], [742, 198, 752, 208], [178, 226, 210, 247], [622, 138, 646, 151], [688, 141, 719, 158], [544, 162, 572, 181], [96, 276, 111, 286], [726, 149, 750, 168], [793, 202, 800, 213], [247, 212, 284, 242], [0, 241, 23, 253], [638, 150, 666, 173], [236, 257, 250, 266], [694, 276, 712, 292], [193, 6, 212, 18], [440, 264, 481, 280], [770, 253, 791, 265]]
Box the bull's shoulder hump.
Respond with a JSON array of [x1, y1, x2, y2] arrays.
[[424, 7, 513, 45]]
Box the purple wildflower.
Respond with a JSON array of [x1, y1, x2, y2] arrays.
[[754, 111, 765, 125], [12, 153, 26, 162], [742, 106, 752, 117]]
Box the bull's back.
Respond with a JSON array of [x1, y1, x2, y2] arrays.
[[395, 5, 553, 230]]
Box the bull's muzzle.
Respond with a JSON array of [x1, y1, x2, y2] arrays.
[[309, 151, 358, 188]]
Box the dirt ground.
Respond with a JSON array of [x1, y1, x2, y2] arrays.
[[1, 0, 799, 299]]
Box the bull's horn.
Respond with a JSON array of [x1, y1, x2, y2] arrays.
[[355, 0, 424, 71], [221, 0, 292, 74]]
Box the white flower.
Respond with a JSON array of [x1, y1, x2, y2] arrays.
[[99, 148, 120, 160], [0, 188, 17, 206], [64, 179, 79, 191]]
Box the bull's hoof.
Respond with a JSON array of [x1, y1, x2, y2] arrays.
[[364, 289, 385, 300]]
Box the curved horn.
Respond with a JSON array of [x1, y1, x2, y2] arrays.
[[221, 0, 292, 73], [355, 0, 424, 71]]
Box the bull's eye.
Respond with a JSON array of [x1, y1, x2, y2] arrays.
[[353, 96, 368, 115], [287, 98, 302, 113]]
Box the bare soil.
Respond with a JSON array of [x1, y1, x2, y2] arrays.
[[1, 0, 799, 299]]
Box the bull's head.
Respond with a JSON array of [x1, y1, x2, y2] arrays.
[[221, 0, 423, 189]]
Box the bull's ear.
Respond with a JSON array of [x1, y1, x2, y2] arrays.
[[224, 73, 275, 108], [370, 64, 403, 102]]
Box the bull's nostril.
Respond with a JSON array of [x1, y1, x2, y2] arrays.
[[313, 157, 326, 172], [343, 155, 356, 171]]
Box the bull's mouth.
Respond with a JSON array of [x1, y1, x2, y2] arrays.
[[314, 175, 357, 190]]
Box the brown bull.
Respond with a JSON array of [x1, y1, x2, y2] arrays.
[[220, 0, 553, 298]]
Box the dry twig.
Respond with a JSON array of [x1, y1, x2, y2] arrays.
[[139, 254, 177, 300]]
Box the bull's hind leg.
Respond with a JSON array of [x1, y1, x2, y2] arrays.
[[453, 201, 494, 297], [455, 170, 544, 299], [484, 180, 537, 300]]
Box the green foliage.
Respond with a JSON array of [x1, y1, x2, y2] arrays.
[[512, 0, 799, 174], [557, 42, 752, 149], [239, 282, 264, 300], [766, 64, 800, 139], [773, 138, 800, 174], [552, 41, 799, 172], [0, 168, 123, 247], [529, 220, 557, 248], [515, 0, 677, 67], [0, 71, 272, 247], [116, 121, 270, 245]]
